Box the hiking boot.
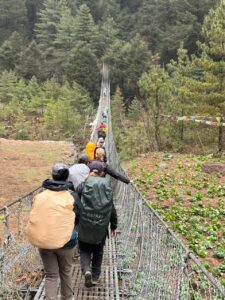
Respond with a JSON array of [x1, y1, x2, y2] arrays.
[[92, 277, 99, 285], [84, 271, 93, 288], [73, 253, 80, 260]]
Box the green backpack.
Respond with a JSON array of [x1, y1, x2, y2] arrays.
[[78, 176, 113, 245]]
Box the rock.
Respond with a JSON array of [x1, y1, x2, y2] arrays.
[[159, 162, 168, 169], [201, 163, 225, 175], [162, 153, 175, 159]]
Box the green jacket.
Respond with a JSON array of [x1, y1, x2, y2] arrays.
[[78, 176, 113, 245]]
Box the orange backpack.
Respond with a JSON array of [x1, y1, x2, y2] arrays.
[[85, 141, 96, 160], [26, 190, 75, 249]]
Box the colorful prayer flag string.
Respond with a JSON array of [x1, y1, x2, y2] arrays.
[[160, 114, 225, 127]]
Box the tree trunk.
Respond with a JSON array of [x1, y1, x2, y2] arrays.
[[154, 88, 161, 151], [218, 126, 223, 152], [180, 109, 184, 141], [143, 108, 153, 150], [140, 96, 154, 150]]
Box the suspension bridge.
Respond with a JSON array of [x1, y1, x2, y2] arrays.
[[0, 66, 225, 299]]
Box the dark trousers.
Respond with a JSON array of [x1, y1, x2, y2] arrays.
[[79, 240, 105, 280]]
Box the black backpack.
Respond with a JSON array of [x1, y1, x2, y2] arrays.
[[78, 176, 112, 244]]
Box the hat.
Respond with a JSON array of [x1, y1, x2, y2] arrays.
[[88, 161, 104, 174], [52, 163, 68, 176], [52, 163, 69, 180], [77, 153, 90, 164]]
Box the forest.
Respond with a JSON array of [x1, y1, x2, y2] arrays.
[[0, 0, 224, 157]]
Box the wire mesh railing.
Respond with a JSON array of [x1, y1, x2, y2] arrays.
[[106, 80, 225, 299], [0, 188, 42, 299]]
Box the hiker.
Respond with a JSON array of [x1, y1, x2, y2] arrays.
[[26, 163, 80, 300], [94, 137, 107, 162], [85, 140, 96, 161], [97, 129, 106, 139], [96, 137, 105, 148], [69, 154, 90, 189], [93, 147, 130, 184], [97, 122, 107, 131], [77, 161, 117, 288], [102, 111, 107, 119], [102, 111, 108, 124], [97, 123, 107, 139]]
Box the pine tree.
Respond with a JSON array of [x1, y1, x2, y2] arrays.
[[65, 42, 100, 103], [16, 40, 44, 80], [168, 46, 195, 115], [43, 81, 91, 139], [177, 0, 225, 151], [0, 0, 27, 43], [26, 76, 43, 113], [139, 64, 172, 150], [54, 7, 76, 53], [0, 32, 24, 72], [96, 18, 119, 57], [70, 82, 93, 115], [112, 87, 125, 129], [26, 0, 45, 39], [128, 97, 142, 121], [0, 71, 17, 104], [42, 78, 62, 102], [73, 0, 120, 23], [104, 35, 151, 104], [136, 0, 216, 63], [13, 79, 29, 111], [74, 4, 98, 48], [35, 0, 64, 55]]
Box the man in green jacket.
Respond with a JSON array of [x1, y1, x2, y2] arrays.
[[77, 161, 117, 288]]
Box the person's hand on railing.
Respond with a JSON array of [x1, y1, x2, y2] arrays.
[[111, 230, 117, 238]]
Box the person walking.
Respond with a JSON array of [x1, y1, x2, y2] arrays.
[[77, 161, 117, 288], [26, 163, 80, 300], [93, 148, 131, 184], [68, 154, 90, 189], [85, 140, 96, 161], [94, 137, 107, 162]]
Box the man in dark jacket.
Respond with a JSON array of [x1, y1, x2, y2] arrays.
[[77, 161, 117, 288], [37, 163, 80, 300], [93, 147, 130, 184]]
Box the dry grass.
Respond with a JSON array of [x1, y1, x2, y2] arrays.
[[0, 138, 75, 206]]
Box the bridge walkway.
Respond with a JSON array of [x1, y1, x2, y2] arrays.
[[34, 236, 120, 300]]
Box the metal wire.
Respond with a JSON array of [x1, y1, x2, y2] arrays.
[[0, 189, 42, 299], [105, 73, 225, 299]]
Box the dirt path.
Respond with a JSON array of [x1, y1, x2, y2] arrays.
[[0, 138, 75, 206]]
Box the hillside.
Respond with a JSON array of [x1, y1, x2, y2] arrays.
[[126, 152, 225, 285], [0, 138, 74, 206]]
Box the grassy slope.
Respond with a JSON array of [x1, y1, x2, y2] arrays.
[[0, 138, 74, 206], [125, 152, 225, 286]]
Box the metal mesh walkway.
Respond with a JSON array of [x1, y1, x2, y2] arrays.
[[33, 237, 120, 300]]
